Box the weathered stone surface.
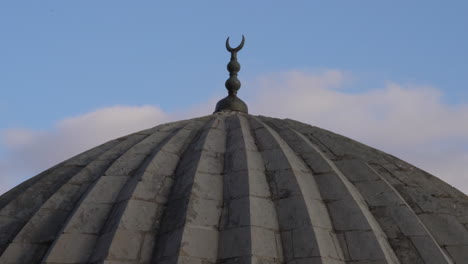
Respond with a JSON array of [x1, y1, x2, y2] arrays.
[[45, 233, 97, 263], [251, 227, 279, 258], [13, 209, 69, 243], [354, 181, 405, 207], [344, 231, 386, 261], [328, 200, 371, 231], [446, 245, 468, 263], [0, 242, 45, 264], [1, 112, 467, 264], [181, 227, 219, 260], [418, 213, 468, 245], [107, 229, 143, 260], [119, 199, 160, 231], [65, 202, 113, 234], [410, 235, 453, 264], [218, 226, 251, 259], [85, 176, 128, 204]]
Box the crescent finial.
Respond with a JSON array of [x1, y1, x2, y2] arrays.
[[226, 35, 245, 52]]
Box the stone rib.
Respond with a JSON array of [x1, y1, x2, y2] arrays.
[[249, 116, 345, 263], [275, 117, 459, 263], [217, 114, 283, 264], [261, 118, 400, 264], [0, 133, 155, 264], [371, 164, 468, 263], [282, 118, 467, 215], [90, 117, 211, 263], [0, 138, 121, 258], [151, 115, 227, 263], [40, 120, 189, 264], [363, 164, 454, 263]]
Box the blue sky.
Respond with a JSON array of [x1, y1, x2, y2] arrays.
[[1, 1, 468, 194], [2, 1, 467, 129]]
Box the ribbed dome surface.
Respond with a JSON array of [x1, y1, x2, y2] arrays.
[[1, 112, 467, 264]]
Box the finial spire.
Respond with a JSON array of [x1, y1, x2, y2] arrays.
[[214, 35, 248, 113], [225, 35, 245, 96]]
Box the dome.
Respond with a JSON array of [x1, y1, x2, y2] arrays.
[[0, 112, 467, 264]]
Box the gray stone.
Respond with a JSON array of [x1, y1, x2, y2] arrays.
[[277, 196, 312, 230], [120, 199, 160, 231], [251, 227, 279, 258], [328, 200, 371, 231], [45, 233, 97, 263], [104, 153, 148, 176], [304, 198, 333, 229], [354, 181, 405, 207], [180, 227, 218, 260], [267, 169, 303, 200], [127, 131, 171, 155], [261, 149, 291, 171], [388, 206, 428, 237], [302, 151, 334, 174], [410, 235, 453, 264], [387, 237, 425, 264], [446, 245, 468, 263], [192, 172, 223, 201], [85, 176, 128, 204], [418, 213, 468, 245], [132, 174, 167, 201], [221, 197, 250, 229], [65, 202, 113, 234], [291, 225, 320, 257], [224, 147, 248, 172], [218, 226, 251, 258], [335, 160, 380, 182], [139, 232, 157, 263], [68, 160, 112, 184], [41, 183, 85, 211], [250, 196, 278, 229], [253, 126, 281, 151], [294, 170, 322, 201], [0, 242, 45, 264], [161, 128, 193, 155], [186, 197, 222, 227], [199, 128, 226, 153], [145, 151, 181, 176], [223, 170, 250, 199], [97, 134, 147, 161], [248, 170, 272, 198], [312, 228, 342, 259], [107, 229, 143, 261], [314, 172, 353, 201], [344, 231, 385, 261], [280, 230, 294, 261], [196, 150, 224, 175], [13, 208, 68, 243]]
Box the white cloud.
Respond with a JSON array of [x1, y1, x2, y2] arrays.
[[0, 105, 172, 194], [1, 70, 467, 195], [247, 70, 468, 194]]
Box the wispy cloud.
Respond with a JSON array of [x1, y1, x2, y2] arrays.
[[1, 70, 467, 195], [1, 105, 171, 194], [247, 70, 468, 194]]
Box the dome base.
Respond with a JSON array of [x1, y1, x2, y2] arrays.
[[214, 95, 248, 113]]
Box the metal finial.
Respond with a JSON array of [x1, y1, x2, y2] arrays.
[[226, 35, 245, 53], [225, 35, 245, 96], [214, 35, 248, 113]]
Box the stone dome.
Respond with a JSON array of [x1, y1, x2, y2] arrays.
[[0, 112, 467, 264]]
